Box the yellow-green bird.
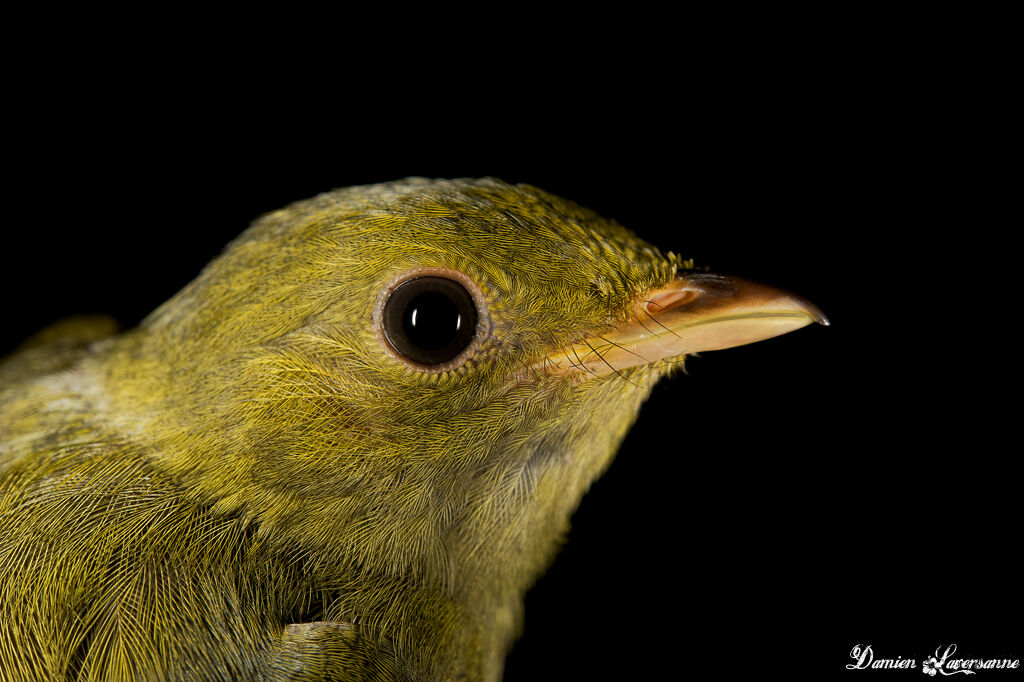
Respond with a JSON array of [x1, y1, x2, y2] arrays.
[[0, 178, 826, 681]]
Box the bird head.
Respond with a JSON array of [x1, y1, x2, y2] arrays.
[[98, 177, 824, 662]]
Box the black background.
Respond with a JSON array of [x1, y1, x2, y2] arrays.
[[3, 10, 1018, 681]]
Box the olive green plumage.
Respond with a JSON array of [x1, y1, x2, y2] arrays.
[[0, 178, 684, 681]]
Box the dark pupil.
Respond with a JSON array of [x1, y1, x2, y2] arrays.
[[382, 276, 478, 366], [403, 291, 462, 350]]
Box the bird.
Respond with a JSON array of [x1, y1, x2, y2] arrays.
[[0, 177, 826, 681]]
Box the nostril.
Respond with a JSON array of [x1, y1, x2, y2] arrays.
[[645, 288, 699, 314]]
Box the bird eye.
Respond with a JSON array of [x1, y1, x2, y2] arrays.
[[378, 271, 487, 370]]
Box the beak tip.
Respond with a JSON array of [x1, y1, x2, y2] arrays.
[[792, 296, 828, 327]]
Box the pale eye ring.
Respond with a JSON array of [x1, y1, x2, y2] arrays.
[[373, 267, 490, 372]]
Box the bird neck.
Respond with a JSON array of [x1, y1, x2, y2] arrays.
[[99, 328, 666, 680]]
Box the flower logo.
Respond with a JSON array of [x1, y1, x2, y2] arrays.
[[923, 656, 941, 676]]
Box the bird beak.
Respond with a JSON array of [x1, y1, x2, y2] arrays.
[[533, 273, 829, 380]]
